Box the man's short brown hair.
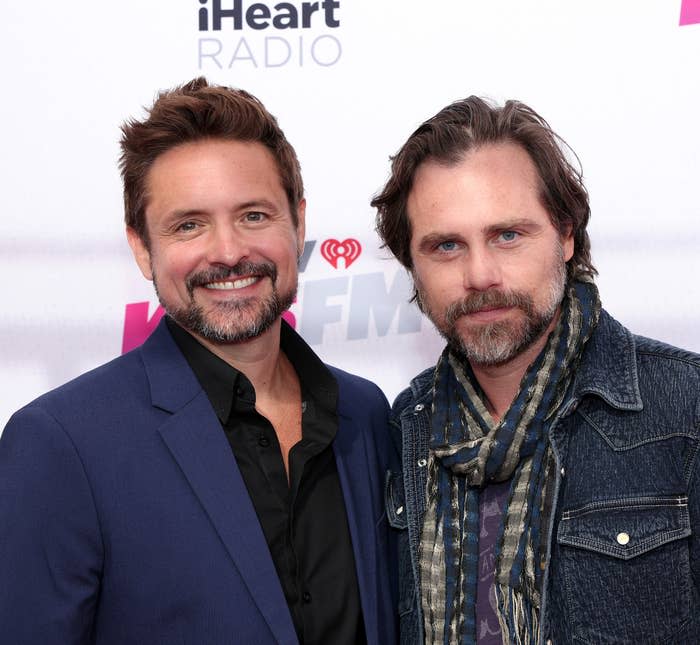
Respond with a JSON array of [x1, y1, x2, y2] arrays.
[[372, 96, 596, 282], [120, 77, 304, 245]]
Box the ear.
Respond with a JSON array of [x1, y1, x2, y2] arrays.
[[295, 198, 306, 257], [126, 227, 154, 281], [561, 224, 574, 263]]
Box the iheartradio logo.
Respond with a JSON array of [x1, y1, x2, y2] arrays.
[[320, 238, 362, 268]]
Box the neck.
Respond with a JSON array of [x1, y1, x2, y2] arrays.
[[194, 317, 302, 479], [470, 310, 561, 422], [195, 318, 285, 397]]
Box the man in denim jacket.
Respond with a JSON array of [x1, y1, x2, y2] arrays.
[[372, 97, 700, 644]]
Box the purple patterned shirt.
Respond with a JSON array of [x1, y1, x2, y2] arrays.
[[475, 480, 511, 644]]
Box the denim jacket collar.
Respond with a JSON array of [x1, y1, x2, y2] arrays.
[[567, 309, 643, 412], [406, 309, 644, 416]]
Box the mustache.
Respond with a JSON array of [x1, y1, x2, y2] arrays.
[[445, 289, 534, 326], [185, 261, 277, 296]]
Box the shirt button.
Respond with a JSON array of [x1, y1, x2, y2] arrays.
[[417, 458, 427, 467], [414, 404, 424, 412], [258, 436, 270, 448], [560, 467, 565, 477], [302, 591, 312, 603], [616, 532, 630, 545]]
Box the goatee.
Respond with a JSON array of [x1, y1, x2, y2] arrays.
[[154, 260, 296, 344]]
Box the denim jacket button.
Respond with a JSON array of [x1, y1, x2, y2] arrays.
[[396, 506, 404, 515], [560, 467, 565, 477], [616, 532, 630, 545], [417, 458, 428, 467], [414, 404, 425, 412]]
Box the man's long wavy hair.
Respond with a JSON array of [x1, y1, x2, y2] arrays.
[[372, 97, 596, 283]]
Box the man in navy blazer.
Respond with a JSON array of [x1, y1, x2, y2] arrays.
[[0, 78, 397, 644]]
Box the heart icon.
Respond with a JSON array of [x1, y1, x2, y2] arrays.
[[320, 238, 362, 269]]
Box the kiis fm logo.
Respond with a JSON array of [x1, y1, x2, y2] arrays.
[[122, 237, 421, 354], [197, 0, 342, 69]]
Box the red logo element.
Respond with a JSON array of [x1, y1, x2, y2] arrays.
[[320, 238, 362, 269], [680, 0, 700, 25], [122, 302, 165, 354]]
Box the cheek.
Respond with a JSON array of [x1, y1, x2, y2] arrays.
[[151, 250, 197, 285], [416, 263, 461, 297], [414, 274, 453, 313]]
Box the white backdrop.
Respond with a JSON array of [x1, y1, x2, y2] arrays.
[[2, 1, 699, 431]]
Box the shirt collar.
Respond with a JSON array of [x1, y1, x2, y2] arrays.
[[165, 317, 338, 424]]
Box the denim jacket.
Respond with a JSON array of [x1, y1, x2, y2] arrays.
[[385, 310, 700, 644]]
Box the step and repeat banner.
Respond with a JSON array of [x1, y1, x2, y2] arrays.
[[2, 1, 699, 430]]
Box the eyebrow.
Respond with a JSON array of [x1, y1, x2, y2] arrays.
[[235, 199, 281, 212], [164, 199, 281, 222], [482, 217, 543, 235], [416, 232, 466, 252]]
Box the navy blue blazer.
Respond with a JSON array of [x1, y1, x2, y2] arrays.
[[0, 320, 397, 644]]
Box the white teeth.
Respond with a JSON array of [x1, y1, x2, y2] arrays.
[[232, 276, 258, 289], [204, 277, 259, 290]]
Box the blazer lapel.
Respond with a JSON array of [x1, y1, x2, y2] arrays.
[[333, 401, 381, 645], [140, 321, 298, 645]]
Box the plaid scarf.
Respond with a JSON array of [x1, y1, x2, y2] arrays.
[[420, 281, 600, 645]]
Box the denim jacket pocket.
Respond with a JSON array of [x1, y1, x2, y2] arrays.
[[556, 496, 691, 644]]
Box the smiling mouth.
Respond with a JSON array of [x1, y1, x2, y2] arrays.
[[204, 276, 261, 290]]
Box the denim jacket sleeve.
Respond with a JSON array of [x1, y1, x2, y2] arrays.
[[384, 370, 433, 645]]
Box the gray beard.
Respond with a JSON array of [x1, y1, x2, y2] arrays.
[[420, 255, 567, 367], [165, 289, 295, 344]]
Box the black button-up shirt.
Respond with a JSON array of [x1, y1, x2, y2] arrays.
[[167, 317, 366, 644]]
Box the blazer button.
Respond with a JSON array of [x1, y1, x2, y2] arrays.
[[302, 591, 312, 603], [258, 436, 270, 448]]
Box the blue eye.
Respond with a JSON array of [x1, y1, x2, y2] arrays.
[[177, 221, 197, 232], [500, 231, 518, 242], [246, 211, 265, 222], [438, 241, 458, 252]]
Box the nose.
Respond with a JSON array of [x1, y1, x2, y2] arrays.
[[463, 246, 501, 292], [205, 224, 250, 267]]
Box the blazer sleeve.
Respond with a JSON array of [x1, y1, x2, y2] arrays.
[[0, 405, 103, 645]]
